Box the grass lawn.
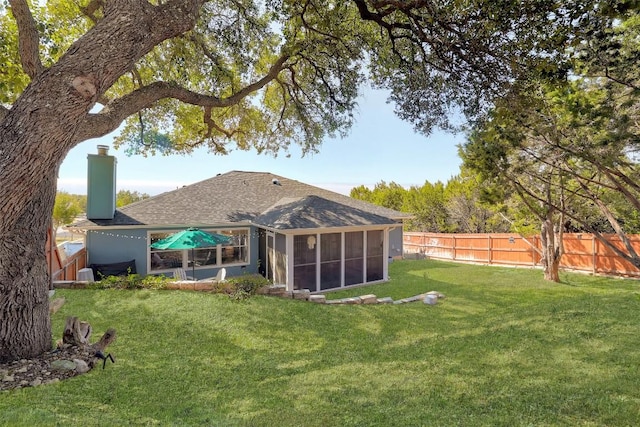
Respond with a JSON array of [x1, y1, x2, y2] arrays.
[[2, 259, 640, 426]]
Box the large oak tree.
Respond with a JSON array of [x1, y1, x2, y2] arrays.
[[0, 0, 599, 361]]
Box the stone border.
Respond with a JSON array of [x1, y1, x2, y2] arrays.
[[54, 279, 223, 291], [54, 281, 446, 305], [258, 285, 445, 305]]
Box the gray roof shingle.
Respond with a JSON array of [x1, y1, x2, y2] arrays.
[[253, 195, 398, 230], [70, 170, 410, 229]]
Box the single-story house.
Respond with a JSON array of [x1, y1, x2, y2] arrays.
[[68, 147, 411, 292]]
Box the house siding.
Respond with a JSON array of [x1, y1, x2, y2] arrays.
[[86, 228, 146, 274], [389, 226, 404, 259], [86, 226, 261, 279]]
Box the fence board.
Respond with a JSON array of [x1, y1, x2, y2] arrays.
[[46, 230, 87, 282], [404, 232, 640, 277]]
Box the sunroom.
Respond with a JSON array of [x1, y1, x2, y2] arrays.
[[255, 195, 399, 292]]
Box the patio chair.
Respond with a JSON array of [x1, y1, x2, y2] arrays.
[[198, 267, 226, 283], [173, 268, 194, 281]]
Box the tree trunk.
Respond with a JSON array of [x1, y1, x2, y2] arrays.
[[0, 170, 57, 362], [0, 1, 203, 363], [540, 218, 561, 282]]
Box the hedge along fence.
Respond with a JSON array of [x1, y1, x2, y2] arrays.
[[404, 232, 640, 277]]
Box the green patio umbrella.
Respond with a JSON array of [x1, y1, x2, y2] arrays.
[[150, 228, 230, 279]]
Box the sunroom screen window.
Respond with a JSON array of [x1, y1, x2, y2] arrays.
[[294, 234, 316, 291], [366, 230, 384, 281], [345, 231, 364, 286], [320, 233, 341, 290]]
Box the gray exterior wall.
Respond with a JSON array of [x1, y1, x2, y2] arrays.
[[86, 228, 146, 273], [85, 224, 400, 281], [389, 226, 404, 259], [86, 226, 261, 280]]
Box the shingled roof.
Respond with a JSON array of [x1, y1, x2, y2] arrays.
[[253, 195, 398, 230], [70, 171, 410, 229]]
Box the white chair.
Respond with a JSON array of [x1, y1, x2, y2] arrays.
[[173, 268, 194, 281], [215, 268, 226, 282], [198, 267, 226, 283]]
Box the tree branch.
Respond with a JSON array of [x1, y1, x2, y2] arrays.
[[508, 170, 640, 268], [75, 53, 291, 141], [80, 0, 105, 23], [8, 0, 45, 78]]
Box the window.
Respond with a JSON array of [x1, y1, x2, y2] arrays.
[[149, 228, 249, 272], [219, 229, 249, 265], [345, 231, 364, 286], [320, 233, 341, 290], [294, 234, 316, 290], [366, 230, 384, 281]]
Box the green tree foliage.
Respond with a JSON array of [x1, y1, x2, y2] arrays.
[[403, 181, 449, 232], [460, 9, 640, 280], [1, 0, 630, 361], [116, 190, 150, 207], [52, 191, 82, 235], [444, 172, 510, 233], [350, 174, 509, 233]]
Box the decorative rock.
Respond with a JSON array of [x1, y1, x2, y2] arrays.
[[193, 282, 214, 291], [30, 378, 42, 387], [16, 366, 28, 373], [51, 359, 76, 372], [360, 294, 378, 304], [423, 294, 438, 305], [260, 285, 286, 296], [2, 375, 14, 382], [73, 359, 90, 374], [344, 297, 362, 304], [377, 297, 394, 304], [293, 290, 311, 300], [49, 297, 66, 314], [427, 290, 445, 299], [309, 295, 326, 304]]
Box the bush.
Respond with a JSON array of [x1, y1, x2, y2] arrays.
[[225, 274, 271, 300], [89, 271, 270, 298], [89, 272, 172, 290]]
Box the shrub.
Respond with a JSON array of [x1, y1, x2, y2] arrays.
[[225, 274, 271, 300], [89, 272, 172, 290]]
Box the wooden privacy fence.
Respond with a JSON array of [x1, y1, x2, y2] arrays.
[[404, 232, 640, 277], [46, 229, 87, 282]]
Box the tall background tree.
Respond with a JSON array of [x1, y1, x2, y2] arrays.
[[0, 0, 612, 361], [460, 9, 640, 281], [116, 190, 150, 207], [51, 192, 83, 239]]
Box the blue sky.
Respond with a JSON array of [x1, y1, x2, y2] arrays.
[[57, 89, 463, 196]]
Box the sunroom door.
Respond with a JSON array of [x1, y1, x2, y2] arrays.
[[266, 232, 275, 282]]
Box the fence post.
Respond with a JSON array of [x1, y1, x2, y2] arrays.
[[452, 235, 456, 261], [592, 235, 597, 275], [488, 235, 492, 264]]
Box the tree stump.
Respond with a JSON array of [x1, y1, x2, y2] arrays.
[[60, 317, 117, 370], [62, 316, 92, 346]]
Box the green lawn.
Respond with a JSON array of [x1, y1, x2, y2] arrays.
[[2, 259, 640, 426]]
